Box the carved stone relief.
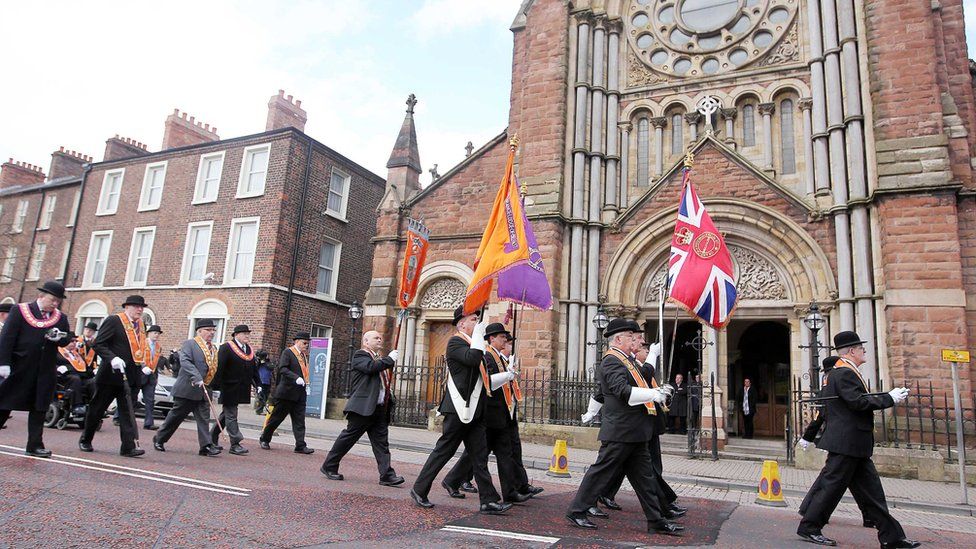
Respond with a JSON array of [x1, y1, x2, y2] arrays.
[[759, 23, 799, 67], [418, 278, 465, 309], [641, 245, 788, 303], [627, 52, 666, 88]]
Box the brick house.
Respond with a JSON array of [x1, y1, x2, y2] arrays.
[[365, 0, 976, 443]]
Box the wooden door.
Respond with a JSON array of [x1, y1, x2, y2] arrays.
[[426, 321, 453, 402]]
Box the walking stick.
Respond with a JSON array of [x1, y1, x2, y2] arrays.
[[798, 392, 890, 403], [201, 383, 224, 432], [118, 368, 141, 449]]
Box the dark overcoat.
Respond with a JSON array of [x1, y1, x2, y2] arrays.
[[212, 341, 255, 406], [0, 302, 71, 411]]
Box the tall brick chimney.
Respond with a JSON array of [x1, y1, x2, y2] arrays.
[[162, 109, 220, 150], [0, 158, 46, 189], [266, 89, 307, 132], [104, 135, 149, 162], [49, 147, 92, 179]]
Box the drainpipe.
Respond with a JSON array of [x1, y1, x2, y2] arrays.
[[18, 189, 49, 302], [61, 163, 92, 293], [280, 136, 315, 352]]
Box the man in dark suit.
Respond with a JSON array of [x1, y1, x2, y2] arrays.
[[259, 332, 314, 454], [152, 319, 221, 456], [210, 324, 255, 455], [322, 330, 404, 485], [79, 295, 148, 457], [0, 281, 73, 457], [667, 373, 688, 434], [740, 377, 757, 439], [0, 302, 11, 332], [566, 319, 681, 536], [797, 331, 919, 548], [410, 306, 511, 515]]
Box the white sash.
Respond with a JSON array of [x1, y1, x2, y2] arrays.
[[446, 370, 484, 424]]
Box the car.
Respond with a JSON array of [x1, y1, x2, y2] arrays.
[[109, 373, 177, 420]]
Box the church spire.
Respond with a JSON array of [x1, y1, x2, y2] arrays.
[[383, 94, 422, 206]]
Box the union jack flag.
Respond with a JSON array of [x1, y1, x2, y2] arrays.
[[667, 168, 738, 328]]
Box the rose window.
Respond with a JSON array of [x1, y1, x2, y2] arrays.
[[627, 0, 799, 78]]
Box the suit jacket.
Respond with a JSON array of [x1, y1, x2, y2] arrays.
[[344, 349, 395, 417], [597, 350, 655, 444], [212, 341, 255, 406], [437, 334, 486, 418], [481, 348, 513, 430], [817, 364, 893, 458], [739, 386, 758, 417], [0, 302, 71, 411], [669, 381, 688, 417], [273, 347, 307, 402], [171, 338, 216, 401], [93, 314, 146, 388]]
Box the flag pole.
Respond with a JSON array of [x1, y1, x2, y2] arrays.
[[664, 152, 695, 384]]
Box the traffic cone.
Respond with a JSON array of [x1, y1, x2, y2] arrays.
[[546, 439, 571, 478], [755, 459, 787, 506]]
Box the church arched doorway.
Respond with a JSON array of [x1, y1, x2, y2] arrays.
[[726, 320, 791, 438]]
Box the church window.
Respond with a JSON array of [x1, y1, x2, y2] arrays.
[[671, 113, 683, 155], [742, 104, 756, 147], [780, 98, 796, 174], [637, 118, 650, 186]]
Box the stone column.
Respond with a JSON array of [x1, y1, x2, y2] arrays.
[[585, 17, 607, 372], [618, 121, 631, 207], [799, 98, 815, 195], [604, 20, 621, 216], [403, 308, 419, 364], [759, 103, 775, 170], [720, 108, 737, 148], [808, 0, 831, 194], [685, 112, 702, 142], [651, 116, 667, 177]]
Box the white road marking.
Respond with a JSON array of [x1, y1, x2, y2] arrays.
[[0, 447, 249, 497], [440, 525, 560, 544]]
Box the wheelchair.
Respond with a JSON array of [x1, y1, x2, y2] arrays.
[[45, 376, 102, 431]]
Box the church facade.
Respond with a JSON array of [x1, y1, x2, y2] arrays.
[[365, 0, 976, 439]]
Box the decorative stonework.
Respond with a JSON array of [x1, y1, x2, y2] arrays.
[[641, 245, 787, 303], [759, 23, 799, 67], [418, 278, 465, 309], [627, 52, 666, 88]]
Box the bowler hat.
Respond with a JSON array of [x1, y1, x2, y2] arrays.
[[121, 295, 148, 308], [452, 305, 480, 326], [37, 281, 67, 300], [603, 317, 641, 337], [84, 321, 98, 331], [195, 319, 217, 330], [822, 356, 840, 369], [0, 303, 11, 313], [232, 324, 251, 335], [293, 332, 311, 341], [483, 322, 510, 341], [832, 330, 868, 351], [147, 324, 163, 334]]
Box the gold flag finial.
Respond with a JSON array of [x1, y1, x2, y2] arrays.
[[509, 133, 520, 149], [683, 150, 695, 169]]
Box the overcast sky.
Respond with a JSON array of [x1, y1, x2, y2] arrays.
[[3, 1, 976, 187]]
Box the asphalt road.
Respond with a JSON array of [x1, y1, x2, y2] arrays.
[[0, 416, 972, 548]]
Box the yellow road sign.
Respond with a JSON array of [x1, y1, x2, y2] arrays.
[[942, 349, 971, 363]]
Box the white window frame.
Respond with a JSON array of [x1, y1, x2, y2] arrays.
[[26, 242, 46, 281], [84, 230, 113, 288], [180, 221, 214, 286], [76, 299, 108, 334], [316, 238, 341, 298], [236, 144, 271, 199], [125, 226, 157, 287], [223, 216, 260, 285], [193, 151, 225, 204], [38, 195, 57, 230], [12, 200, 28, 233], [325, 167, 351, 220], [138, 161, 167, 212], [187, 298, 229, 342], [310, 323, 333, 339], [96, 169, 125, 216], [67, 189, 81, 227], [1, 247, 17, 283]]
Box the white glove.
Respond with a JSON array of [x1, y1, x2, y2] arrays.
[[644, 342, 662, 366], [888, 387, 909, 404], [581, 397, 603, 424], [296, 377, 306, 387], [660, 383, 676, 397], [628, 387, 667, 405], [212, 390, 221, 400], [388, 350, 399, 363], [141, 366, 152, 376], [508, 355, 518, 371], [57, 365, 68, 374], [469, 319, 488, 351], [799, 439, 810, 451], [0, 365, 9, 377], [193, 380, 205, 387], [111, 357, 125, 372], [490, 371, 516, 391]]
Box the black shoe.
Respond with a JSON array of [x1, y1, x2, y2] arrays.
[[229, 444, 248, 455], [199, 445, 221, 457], [525, 485, 544, 496], [507, 492, 531, 504], [798, 532, 837, 546], [863, 519, 877, 528], [26, 448, 52, 458], [586, 506, 609, 518], [442, 480, 465, 498], [670, 502, 688, 513], [650, 521, 684, 536], [379, 474, 405, 486], [321, 467, 344, 481], [459, 481, 478, 493], [567, 515, 597, 529], [294, 446, 314, 454], [410, 489, 434, 509], [121, 448, 146, 458], [665, 507, 687, 519], [479, 501, 512, 515], [152, 439, 165, 452], [78, 439, 93, 452], [259, 441, 271, 450], [598, 496, 622, 510], [144, 425, 158, 431], [880, 540, 921, 549]]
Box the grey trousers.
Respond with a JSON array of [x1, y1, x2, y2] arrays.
[[154, 397, 211, 449], [210, 403, 244, 445]]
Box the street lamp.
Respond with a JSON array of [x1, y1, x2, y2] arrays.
[[345, 300, 363, 396], [591, 304, 609, 357], [803, 301, 826, 392]]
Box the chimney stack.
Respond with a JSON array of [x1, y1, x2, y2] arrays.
[[266, 89, 307, 132], [49, 146, 93, 179], [0, 158, 46, 189], [104, 135, 150, 162], [162, 108, 220, 150]]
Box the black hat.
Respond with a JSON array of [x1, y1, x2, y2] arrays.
[[832, 330, 867, 351], [256, 349, 269, 359], [603, 318, 641, 337], [37, 281, 67, 300], [452, 305, 480, 326], [293, 332, 311, 341], [822, 356, 840, 369], [195, 319, 217, 330], [121, 295, 148, 308], [147, 324, 163, 334], [0, 303, 12, 313], [84, 321, 98, 331], [232, 324, 251, 335], [483, 322, 510, 341]]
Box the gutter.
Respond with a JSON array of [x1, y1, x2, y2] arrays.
[[279, 138, 315, 351]]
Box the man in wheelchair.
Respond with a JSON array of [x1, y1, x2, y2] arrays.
[[55, 336, 96, 417]]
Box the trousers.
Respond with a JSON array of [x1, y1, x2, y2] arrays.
[[259, 397, 308, 449], [323, 405, 395, 478], [444, 421, 521, 500], [211, 403, 244, 446], [567, 440, 666, 525], [412, 412, 501, 505], [155, 397, 212, 449], [0, 409, 46, 451], [81, 383, 138, 453]]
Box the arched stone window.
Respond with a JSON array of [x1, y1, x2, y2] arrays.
[[741, 104, 756, 147], [0, 297, 15, 305], [670, 112, 684, 155], [779, 98, 796, 174], [636, 117, 650, 186], [141, 307, 156, 329], [188, 298, 229, 342], [76, 299, 108, 332]]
